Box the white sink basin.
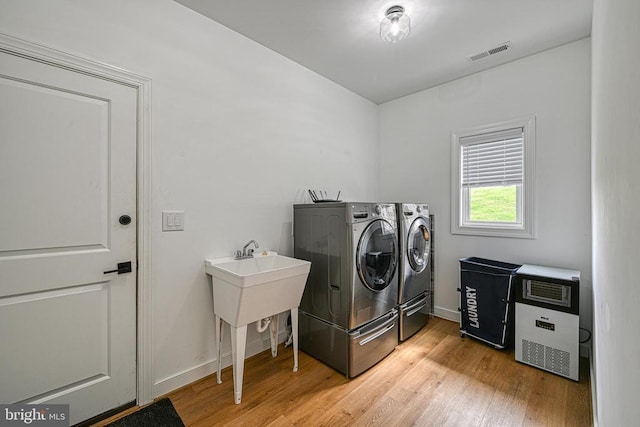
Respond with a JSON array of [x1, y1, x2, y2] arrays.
[[205, 255, 311, 327], [205, 254, 311, 404]]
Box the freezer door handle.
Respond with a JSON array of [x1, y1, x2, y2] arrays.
[[358, 322, 396, 346]]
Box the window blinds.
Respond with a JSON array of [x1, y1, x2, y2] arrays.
[[461, 127, 524, 188]]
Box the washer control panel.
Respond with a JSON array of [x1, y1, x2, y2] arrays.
[[350, 203, 396, 223], [401, 203, 429, 219]]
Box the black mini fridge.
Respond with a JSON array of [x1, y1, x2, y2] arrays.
[[458, 257, 521, 349]]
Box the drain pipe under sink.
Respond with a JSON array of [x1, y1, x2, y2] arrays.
[[256, 315, 281, 358], [256, 317, 272, 333]]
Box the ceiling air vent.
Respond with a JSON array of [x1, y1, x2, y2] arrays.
[[467, 41, 511, 62]]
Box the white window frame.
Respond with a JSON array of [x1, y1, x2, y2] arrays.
[[451, 116, 536, 238]]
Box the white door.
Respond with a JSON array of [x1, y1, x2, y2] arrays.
[[0, 47, 137, 424]]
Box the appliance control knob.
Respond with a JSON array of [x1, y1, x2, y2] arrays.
[[416, 206, 422, 213], [375, 205, 382, 215]]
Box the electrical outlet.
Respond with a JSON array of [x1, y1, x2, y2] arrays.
[[162, 211, 185, 231]]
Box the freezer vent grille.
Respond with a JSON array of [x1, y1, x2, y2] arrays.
[[521, 339, 545, 368], [468, 41, 511, 62], [521, 340, 571, 377], [545, 346, 570, 376], [525, 279, 571, 307], [530, 280, 564, 301]]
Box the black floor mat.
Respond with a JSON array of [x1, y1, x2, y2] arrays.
[[105, 398, 184, 427]]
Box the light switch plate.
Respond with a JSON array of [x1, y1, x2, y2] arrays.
[[162, 211, 185, 231]]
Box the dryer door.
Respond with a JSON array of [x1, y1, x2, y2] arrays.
[[356, 219, 398, 291], [407, 217, 430, 273]]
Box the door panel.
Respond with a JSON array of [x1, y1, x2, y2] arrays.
[[0, 283, 109, 403], [0, 47, 137, 424], [0, 77, 109, 252]]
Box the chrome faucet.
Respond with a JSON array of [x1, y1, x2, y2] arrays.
[[235, 240, 259, 259]]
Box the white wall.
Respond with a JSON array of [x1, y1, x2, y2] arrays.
[[0, 0, 378, 396], [378, 40, 592, 335], [592, 0, 640, 423]]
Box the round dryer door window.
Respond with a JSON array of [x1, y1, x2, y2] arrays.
[[407, 217, 430, 273], [356, 219, 398, 292]]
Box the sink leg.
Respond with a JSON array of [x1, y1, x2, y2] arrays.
[[291, 308, 299, 372], [215, 315, 223, 384], [270, 314, 279, 357], [230, 324, 247, 404]]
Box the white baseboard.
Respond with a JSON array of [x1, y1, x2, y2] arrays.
[[434, 306, 460, 323], [154, 310, 598, 426], [154, 308, 460, 397], [153, 359, 218, 399], [153, 331, 288, 398], [435, 309, 593, 356]]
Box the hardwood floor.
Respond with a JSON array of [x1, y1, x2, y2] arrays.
[[96, 318, 592, 426]]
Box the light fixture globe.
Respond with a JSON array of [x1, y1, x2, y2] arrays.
[[380, 5, 411, 43]]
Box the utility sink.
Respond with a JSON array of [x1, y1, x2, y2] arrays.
[[204, 254, 311, 404], [205, 255, 311, 327]]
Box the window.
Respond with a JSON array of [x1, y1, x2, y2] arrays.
[[451, 116, 535, 238]]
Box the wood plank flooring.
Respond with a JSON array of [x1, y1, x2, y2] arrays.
[[96, 318, 592, 426]]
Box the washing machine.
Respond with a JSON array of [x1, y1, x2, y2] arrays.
[[396, 203, 431, 341], [294, 202, 399, 377]]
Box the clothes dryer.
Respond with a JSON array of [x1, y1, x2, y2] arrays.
[[397, 203, 431, 341], [294, 202, 399, 377]]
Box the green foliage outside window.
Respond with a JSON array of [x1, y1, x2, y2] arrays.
[[469, 186, 517, 222]]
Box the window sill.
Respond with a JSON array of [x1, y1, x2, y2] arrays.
[[452, 224, 535, 239]]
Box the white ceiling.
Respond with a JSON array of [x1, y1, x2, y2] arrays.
[[175, 0, 593, 104]]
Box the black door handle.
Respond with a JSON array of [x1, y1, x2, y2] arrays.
[[104, 261, 133, 275]]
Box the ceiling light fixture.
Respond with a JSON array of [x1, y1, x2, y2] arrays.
[[380, 5, 411, 43]]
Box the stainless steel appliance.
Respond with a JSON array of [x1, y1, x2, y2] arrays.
[[294, 202, 399, 377], [515, 264, 580, 381], [396, 203, 431, 341]]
